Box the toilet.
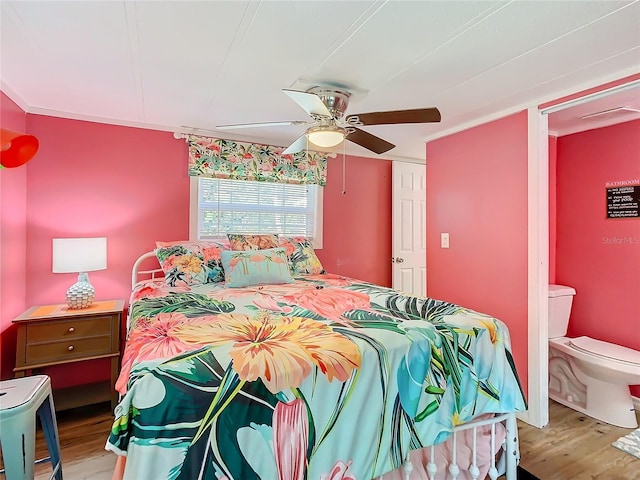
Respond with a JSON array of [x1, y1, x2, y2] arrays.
[[547, 284, 640, 428]]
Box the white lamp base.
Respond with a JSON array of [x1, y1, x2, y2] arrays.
[[66, 272, 95, 309]]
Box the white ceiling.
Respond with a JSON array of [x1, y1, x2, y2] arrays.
[[2, 1, 639, 161]]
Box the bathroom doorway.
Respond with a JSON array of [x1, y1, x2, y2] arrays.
[[537, 78, 640, 427]]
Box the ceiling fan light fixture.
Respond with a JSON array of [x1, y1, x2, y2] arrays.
[[307, 125, 346, 148]]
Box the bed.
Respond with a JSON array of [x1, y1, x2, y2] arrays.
[[106, 238, 527, 480]]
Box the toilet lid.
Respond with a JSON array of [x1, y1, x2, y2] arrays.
[[569, 336, 640, 366]]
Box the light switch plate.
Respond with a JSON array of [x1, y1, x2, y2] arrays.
[[441, 233, 450, 248]]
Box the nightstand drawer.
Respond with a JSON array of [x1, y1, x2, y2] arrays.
[[25, 316, 113, 343], [24, 335, 113, 364]]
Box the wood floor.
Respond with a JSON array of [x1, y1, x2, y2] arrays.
[[518, 400, 640, 480], [1, 400, 636, 480]]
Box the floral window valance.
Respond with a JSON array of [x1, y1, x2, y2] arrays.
[[187, 136, 329, 186]]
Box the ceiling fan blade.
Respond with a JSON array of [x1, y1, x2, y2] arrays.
[[283, 89, 332, 118], [347, 127, 395, 154], [346, 107, 441, 126], [217, 120, 307, 130], [282, 134, 308, 155]]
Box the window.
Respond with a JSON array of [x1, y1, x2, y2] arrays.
[[190, 177, 323, 247]]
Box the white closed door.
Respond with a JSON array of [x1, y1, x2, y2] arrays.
[[392, 161, 427, 296]]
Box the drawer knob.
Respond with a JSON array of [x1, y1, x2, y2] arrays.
[[68, 327, 75, 333], [67, 345, 74, 351]]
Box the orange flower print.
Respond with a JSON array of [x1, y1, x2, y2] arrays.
[[253, 235, 278, 249], [170, 254, 202, 274], [446, 313, 500, 345], [229, 234, 278, 251], [173, 312, 361, 393], [480, 318, 498, 344], [115, 313, 208, 394]]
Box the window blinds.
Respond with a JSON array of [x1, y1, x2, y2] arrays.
[[197, 178, 320, 239]]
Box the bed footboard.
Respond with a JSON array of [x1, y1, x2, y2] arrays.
[[376, 412, 519, 480]]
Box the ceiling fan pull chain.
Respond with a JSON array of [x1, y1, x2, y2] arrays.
[[342, 141, 347, 195]]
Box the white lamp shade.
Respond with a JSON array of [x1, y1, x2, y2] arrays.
[[52, 237, 107, 273]]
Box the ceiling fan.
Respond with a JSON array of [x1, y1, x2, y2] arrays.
[[216, 86, 441, 155]]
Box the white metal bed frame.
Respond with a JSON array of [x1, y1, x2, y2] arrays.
[[131, 251, 520, 480], [131, 251, 165, 287], [376, 413, 519, 480]]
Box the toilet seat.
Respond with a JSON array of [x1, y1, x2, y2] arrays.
[[569, 336, 640, 366]]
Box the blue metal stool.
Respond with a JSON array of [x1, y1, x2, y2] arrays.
[[0, 375, 62, 480]]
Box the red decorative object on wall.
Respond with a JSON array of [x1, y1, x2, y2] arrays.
[[0, 128, 39, 168]]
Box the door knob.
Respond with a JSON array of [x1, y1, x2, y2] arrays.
[[394, 257, 404, 263]]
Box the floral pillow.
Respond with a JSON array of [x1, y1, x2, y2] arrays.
[[279, 237, 325, 275], [155, 241, 228, 286], [228, 234, 279, 251], [221, 247, 293, 288]]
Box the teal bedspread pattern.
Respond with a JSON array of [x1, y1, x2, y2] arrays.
[[106, 274, 526, 480]]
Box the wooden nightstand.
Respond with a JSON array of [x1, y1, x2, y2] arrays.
[[13, 299, 125, 411]]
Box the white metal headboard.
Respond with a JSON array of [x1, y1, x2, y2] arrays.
[[131, 251, 164, 287]]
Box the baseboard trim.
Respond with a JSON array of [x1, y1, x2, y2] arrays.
[[521, 396, 639, 425], [516, 410, 532, 426]]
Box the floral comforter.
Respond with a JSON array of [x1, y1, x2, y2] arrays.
[[106, 274, 526, 480]]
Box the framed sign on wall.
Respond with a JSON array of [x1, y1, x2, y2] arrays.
[[606, 182, 639, 219]]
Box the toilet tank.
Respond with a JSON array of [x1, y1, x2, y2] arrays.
[[548, 284, 576, 338]]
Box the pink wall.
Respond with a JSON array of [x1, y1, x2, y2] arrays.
[[549, 136, 558, 282], [555, 119, 640, 397], [25, 116, 190, 308], [0, 92, 29, 379], [320, 155, 392, 287], [23, 115, 189, 386], [425, 111, 530, 399], [0, 105, 392, 387]]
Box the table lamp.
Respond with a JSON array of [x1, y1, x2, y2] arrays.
[[52, 237, 107, 309]]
